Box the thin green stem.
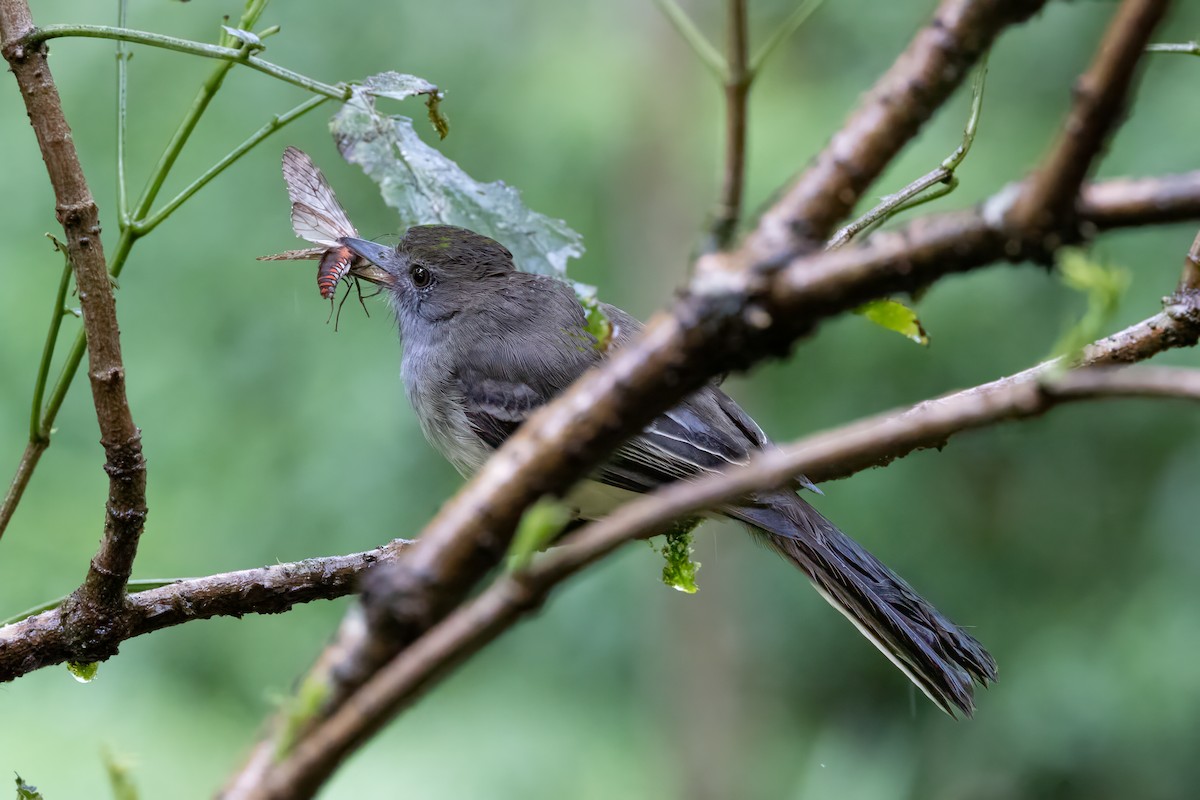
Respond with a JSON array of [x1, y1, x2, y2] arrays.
[[42, 333, 86, 432], [25, 25, 348, 101], [653, 0, 727, 81], [827, 53, 988, 249], [890, 175, 959, 215], [131, 0, 275, 223], [748, 0, 825, 79], [942, 50, 988, 171], [1146, 42, 1200, 56], [30, 242, 74, 442], [135, 95, 328, 234], [132, 56, 246, 220], [116, 0, 130, 223], [708, 0, 749, 250], [37, 229, 134, 438]]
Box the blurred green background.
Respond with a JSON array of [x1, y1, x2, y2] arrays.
[[3, 1, 1199, 797]]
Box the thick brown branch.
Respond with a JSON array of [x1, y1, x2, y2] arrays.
[[739, 0, 1045, 262], [0, 539, 411, 682], [257, 361, 1200, 799], [1009, 0, 1168, 234], [241, 170, 1200, 771], [1, 0, 147, 655], [1080, 171, 1200, 230]]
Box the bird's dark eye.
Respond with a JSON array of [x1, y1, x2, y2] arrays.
[[410, 265, 432, 288]]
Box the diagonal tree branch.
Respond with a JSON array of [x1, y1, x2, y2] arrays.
[[1009, 0, 1168, 234], [1, 0, 147, 657], [227, 0, 1187, 758], [226, 3, 1178, 786], [224, 162, 1200, 795], [255, 358, 1200, 798], [211, 0, 1172, 729], [0, 539, 412, 682]]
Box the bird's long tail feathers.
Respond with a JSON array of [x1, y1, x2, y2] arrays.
[[726, 492, 996, 717]]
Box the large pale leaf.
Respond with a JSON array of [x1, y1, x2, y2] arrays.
[[331, 74, 584, 278]]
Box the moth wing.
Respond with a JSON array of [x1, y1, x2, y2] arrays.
[[281, 146, 357, 238], [291, 202, 353, 248], [257, 247, 326, 261]]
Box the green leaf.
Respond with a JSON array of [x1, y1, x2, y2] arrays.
[[657, 524, 701, 594], [573, 286, 614, 353], [1049, 248, 1129, 365], [507, 499, 573, 570], [101, 750, 138, 800], [358, 72, 438, 102], [66, 661, 98, 683], [15, 775, 43, 800], [331, 77, 585, 279], [854, 299, 929, 345], [357, 72, 450, 140], [275, 673, 331, 759]]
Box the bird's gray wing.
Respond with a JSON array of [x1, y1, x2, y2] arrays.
[[454, 286, 814, 495], [597, 389, 758, 492], [458, 373, 543, 447], [456, 368, 779, 495]]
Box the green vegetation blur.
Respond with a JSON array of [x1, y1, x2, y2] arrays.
[[2, 1, 1199, 797]]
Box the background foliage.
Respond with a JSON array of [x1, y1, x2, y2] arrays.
[[1, 0, 1198, 797]]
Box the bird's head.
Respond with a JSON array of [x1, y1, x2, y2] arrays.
[[341, 225, 515, 335]]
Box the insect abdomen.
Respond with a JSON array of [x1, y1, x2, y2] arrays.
[[317, 246, 355, 299]]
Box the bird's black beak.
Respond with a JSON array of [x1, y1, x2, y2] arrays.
[[340, 237, 397, 287]]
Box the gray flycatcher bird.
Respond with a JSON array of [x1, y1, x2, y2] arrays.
[[340, 225, 997, 717]]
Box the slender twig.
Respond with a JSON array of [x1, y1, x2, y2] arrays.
[[1009, 0, 1168, 233], [115, 0, 129, 223], [828, 53, 989, 249], [255, 359, 1200, 798], [1146, 41, 1200, 56], [0, 540, 412, 682], [707, 0, 828, 251], [0, 444, 46, 540], [135, 95, 328, 234], [709, 0, 749, 250], [652, 0, 727, 80], [748, 0, 824, 78], [24, 25, 347, 100]]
